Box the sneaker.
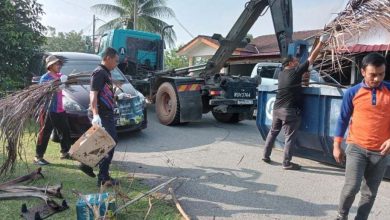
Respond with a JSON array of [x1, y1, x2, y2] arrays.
[[60, 152, 72, 160], [78, 163, 96, 178], [335, 214, 348, 220], [262, 157, 271, 163], [283, 162, 301, 170], [34, 157, 50, 166], [97, 177, 120, 187]]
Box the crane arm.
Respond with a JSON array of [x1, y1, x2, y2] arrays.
[[201, 0, 293, 78]]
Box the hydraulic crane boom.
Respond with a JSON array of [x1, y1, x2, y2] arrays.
[[201, 0, 293, 78]]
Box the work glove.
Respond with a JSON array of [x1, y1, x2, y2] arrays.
[[60, 75, 68, 83], [320, 33, 330, 43], [92, 115, 102, 127], [117, 93, 126, 100]]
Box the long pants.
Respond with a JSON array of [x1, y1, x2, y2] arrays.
[[263, 108, 301, 166], [337, 144, 389, 220], [97, 113, 118, 180], [36, 111, 71, 158]]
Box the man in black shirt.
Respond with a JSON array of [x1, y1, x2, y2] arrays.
[[262, 34, 329, 170], [80, 47, 120, 186]]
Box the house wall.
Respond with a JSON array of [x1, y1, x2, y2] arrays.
[[187, 45, 217, 57]]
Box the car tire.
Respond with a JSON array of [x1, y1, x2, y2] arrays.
[[155, 82, 180, 125]]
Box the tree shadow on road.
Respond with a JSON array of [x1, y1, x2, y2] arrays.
[[116, 106, 263, 153]]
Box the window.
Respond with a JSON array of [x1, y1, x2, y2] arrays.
[[98, 35, 108, 54], [258, 66, 278, 79], [126, 38, 161, 70]]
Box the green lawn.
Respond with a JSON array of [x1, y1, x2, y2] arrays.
[[0, 133, 181, 220]]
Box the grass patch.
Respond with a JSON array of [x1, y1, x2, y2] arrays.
[[0, 132, 180, 220]]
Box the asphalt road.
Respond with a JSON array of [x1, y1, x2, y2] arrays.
[[113, 106, 390, 220]]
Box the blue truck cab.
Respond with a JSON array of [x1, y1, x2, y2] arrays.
[[97, 29, 164, 73]]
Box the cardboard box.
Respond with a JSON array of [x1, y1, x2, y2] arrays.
[[69, 126, 116, 167]]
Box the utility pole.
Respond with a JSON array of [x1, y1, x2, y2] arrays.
[[92, 14, 96, 52], [134, 0, 138, 30]]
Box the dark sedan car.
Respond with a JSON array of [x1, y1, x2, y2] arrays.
[[32, 52, 147, 140]]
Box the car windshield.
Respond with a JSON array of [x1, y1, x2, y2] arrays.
[[62, 61, 126, 82], [111, 68, 127, 82], [61, 60, 100, 76]]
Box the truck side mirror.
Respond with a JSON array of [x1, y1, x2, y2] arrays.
[[257, 67, 262, 75]]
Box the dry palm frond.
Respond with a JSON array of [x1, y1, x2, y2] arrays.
[[0, 74, 90, 176], [321, 0, 390, 72]]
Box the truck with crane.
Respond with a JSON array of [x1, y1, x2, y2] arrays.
[[98, 0, 297, 126]]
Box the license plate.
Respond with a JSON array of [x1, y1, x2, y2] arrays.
[[234, 92, 251, 98], [237, 100, 253, 105]]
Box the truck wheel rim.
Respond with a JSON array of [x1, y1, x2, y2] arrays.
[[162, 93, 172, 115]]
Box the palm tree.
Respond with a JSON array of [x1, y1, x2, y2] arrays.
[[92, 0, 176, 47]]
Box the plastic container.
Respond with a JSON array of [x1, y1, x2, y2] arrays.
[[76, 193, 116, 220]]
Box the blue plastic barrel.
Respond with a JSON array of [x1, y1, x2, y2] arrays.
[[256, 85, 390, 178]]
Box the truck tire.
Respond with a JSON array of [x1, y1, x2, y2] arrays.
[[212, 112, 241, 123], [156, 82, 180, 125]]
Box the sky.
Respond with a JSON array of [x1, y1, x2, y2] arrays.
[[36, 0, 349, 47]]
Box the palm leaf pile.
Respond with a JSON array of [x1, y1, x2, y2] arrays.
[[0, 74, 89, 176], [318, 0, 390, 73]]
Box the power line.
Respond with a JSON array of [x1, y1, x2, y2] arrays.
[[173, 17, 194, 38], [81, 22, 93, 33]]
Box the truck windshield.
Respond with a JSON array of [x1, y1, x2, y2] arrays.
[[127, 38, 160, 70]]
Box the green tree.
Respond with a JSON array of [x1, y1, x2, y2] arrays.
[[164, 46, 188, 69], [43, 27, 93, 53], [91, 0, 176, 47], [0, 0, 46, 91]]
